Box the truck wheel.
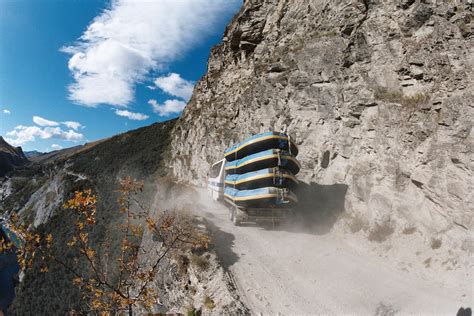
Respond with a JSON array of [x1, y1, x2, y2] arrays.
[[229, 206, 234, 220], [232, 214, 241, 226], [230, 207, 241, 226]]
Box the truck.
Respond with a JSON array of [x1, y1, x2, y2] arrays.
[[207, 132, 300, 226]]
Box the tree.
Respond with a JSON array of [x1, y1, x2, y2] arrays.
[[3, 177, 209, 315]]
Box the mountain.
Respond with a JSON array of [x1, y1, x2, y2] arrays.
[[169, 0, 473, 241], [0, 136, 28, 177], [4, 120, 247, 315], [1, 0, 473, 314], [24, 150, 44, 159]]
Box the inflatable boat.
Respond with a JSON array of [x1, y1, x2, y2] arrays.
[[225, 149, 301, 175], [225, 168, 298, 190], [225, 132, 298, 162], [224, 186, 298, 208]]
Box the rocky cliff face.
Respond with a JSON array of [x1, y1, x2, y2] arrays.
[[0, 136, 28, 177], [169, 0, 473, 245]]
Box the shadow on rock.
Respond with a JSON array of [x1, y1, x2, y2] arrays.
[[285, 182, 348, 235], [457, 307, 472, 316], [205, 220, 240, 271]]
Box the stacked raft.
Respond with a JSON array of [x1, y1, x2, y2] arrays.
[[223, 132, 300, 208]]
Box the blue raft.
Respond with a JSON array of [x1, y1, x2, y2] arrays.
[[225, 168, 298, 190], [225, 149, 301, 175], [225, 132, 298, 162], [224, 186, 298, 208]]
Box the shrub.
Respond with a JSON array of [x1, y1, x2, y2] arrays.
[[6, 177, 209, 315], [375, 87, 430, 108], [186, 306, 202, 316], [403, 92, 430, 107], [190, 254, 209, 271], [203, 295, 215, 310]]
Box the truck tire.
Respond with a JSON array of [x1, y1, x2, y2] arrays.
[[229, 206, 234, 220], [230, 206, 241, 226]]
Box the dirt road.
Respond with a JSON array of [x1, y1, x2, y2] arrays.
[[160, 183, 471, 314], [183, 188, 471, 315]]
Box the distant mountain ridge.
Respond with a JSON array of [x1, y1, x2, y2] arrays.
[[2, 120, 179, 314], [24, 150, 44, 159], [0, 136, 28, 177]]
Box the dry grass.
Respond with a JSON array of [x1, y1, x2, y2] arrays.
[[375, 87, 430, 108], [190, 254, 209, 271], [174, 254, 190, 276], [403, 93, 430, 107], [203, 295, 216, 310], [186, 306, 201, 316], [375, 88, 404, 103]]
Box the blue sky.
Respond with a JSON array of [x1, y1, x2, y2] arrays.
[[0, 0, 240, 152]]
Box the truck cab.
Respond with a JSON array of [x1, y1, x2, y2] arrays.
[[207, 159, 225, 201]]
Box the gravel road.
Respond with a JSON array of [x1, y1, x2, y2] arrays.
[[188, 188, 471, 315]]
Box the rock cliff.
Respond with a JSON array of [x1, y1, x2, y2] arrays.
[[169, 0, 473, 246], [0, 136, 28, 177]]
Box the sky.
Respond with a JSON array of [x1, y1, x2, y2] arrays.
[[0, 0, 241, 152]]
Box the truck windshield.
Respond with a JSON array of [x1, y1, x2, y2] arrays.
[[209, 161, 223, 178]]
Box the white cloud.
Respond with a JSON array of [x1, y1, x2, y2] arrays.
[[115, 109, 149, 121], [5, 125, 84, 146], [3, 109, 10, 114], [62, 121, 83, 130], [51, 144, 63, 150], [149, 99, 186, 116], [33, 116, 60, 127], [153, 73, 194, 101], [33, 116, 85, 130], [61, 0, 236, 107]]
